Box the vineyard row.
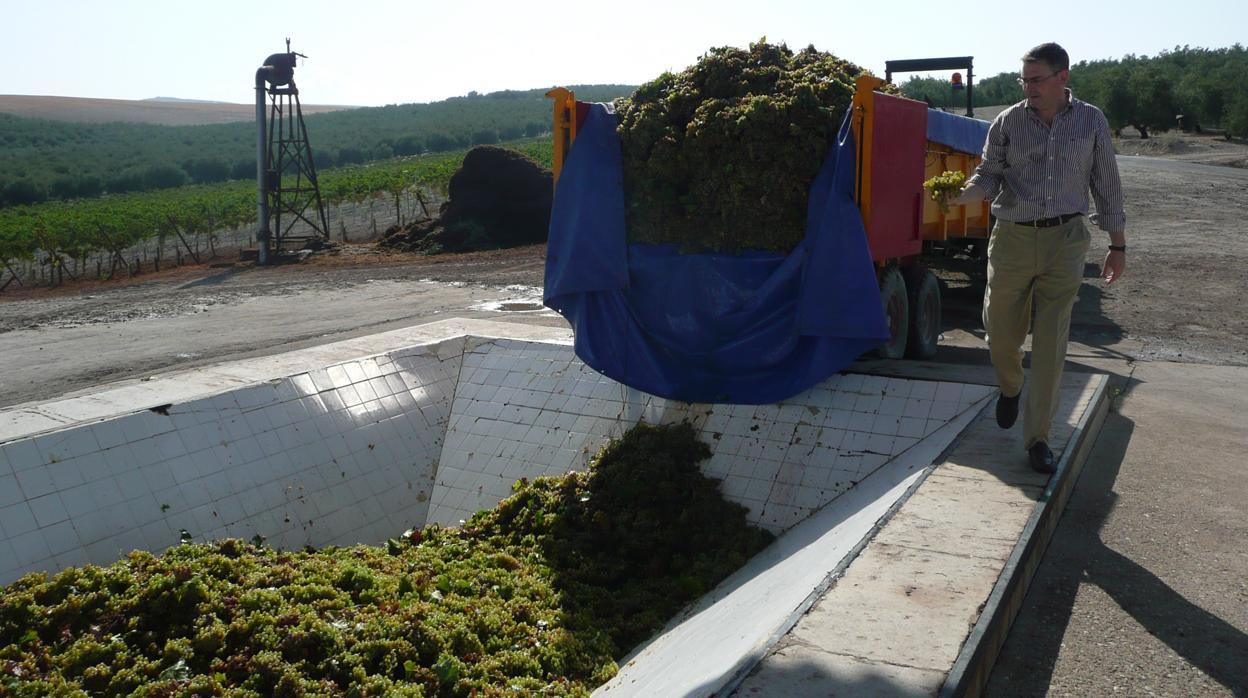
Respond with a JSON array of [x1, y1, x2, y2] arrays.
[[0, 140, 552, 290]]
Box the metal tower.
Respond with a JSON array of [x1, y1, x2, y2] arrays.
[[254, 40, 329, 264]]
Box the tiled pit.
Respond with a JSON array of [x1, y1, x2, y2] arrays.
[[0, 319, 1111, 697], [1, 320, 990, 589]]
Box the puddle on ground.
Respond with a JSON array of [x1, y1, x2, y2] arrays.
[[499, 301, 544, 312], [472, 298, 550, 313]]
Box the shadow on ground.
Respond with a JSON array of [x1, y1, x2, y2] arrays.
[[726, 654, 936, 697], [985, 380, 1248, 696]]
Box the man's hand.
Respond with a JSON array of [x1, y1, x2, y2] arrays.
[[949, 185, 984, 208], [1101, 249, 1126, 283]]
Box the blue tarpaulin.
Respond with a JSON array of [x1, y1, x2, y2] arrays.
[[926, 109, 991, 156], [543, 103, 889, 405]]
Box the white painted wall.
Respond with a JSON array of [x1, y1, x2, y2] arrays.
[[0, 341, 459, 584], [430, 339, 991, 531]]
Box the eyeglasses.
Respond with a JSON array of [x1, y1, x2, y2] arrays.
[[1017, 71, 1061, 86]]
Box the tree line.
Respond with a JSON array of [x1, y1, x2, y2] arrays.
[[8, 44, 1244, 209], [0, 85, 631, 208], [898, 45, 1248, 140], [897, 71, 1022, 111], [1069, 45, 1248, 138]]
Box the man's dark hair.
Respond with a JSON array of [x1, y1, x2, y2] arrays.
[[1023, 43, 1070, 72]]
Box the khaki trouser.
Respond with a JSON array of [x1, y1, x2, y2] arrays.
[[983, 216, 1091, 449]]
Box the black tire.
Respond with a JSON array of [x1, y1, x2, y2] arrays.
[[875, 265, 908, 359], [904, 265, 941, 360]]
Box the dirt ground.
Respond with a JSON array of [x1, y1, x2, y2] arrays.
[[922, 130, 1248, 369], [1111, 128, 1248, 168], [2, 133, 1247, 408]]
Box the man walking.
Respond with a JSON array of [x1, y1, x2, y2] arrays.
[[952, 42, 1127, 473]]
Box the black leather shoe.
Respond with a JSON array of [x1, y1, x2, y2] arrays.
[[996, 390, 1020, 429], [1028, 441, 1056, 474]]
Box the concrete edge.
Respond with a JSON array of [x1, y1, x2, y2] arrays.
[[713, 395, 998, 697], [938, 373, 1111, 698]]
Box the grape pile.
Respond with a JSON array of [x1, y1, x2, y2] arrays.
[[0, 423, 771, 696], [614, 41, 881, 254], [922, 170, 967, 213]]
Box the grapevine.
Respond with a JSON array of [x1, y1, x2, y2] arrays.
[[0, 139, 553, 288]]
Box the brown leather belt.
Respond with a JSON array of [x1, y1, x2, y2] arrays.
[[1012, 213, 1082, 228]]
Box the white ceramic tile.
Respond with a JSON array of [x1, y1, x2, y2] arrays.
[[232, 387, 269, 412], [908, 380, 938, 400], [883, 377, 912, 397], [52, 546, 91, 572], [9, 529, 53, 568], [345, 362, 371, 384], [28, 493, 69, 528], [186, 447, 223, 477], [0, 474, 22, 509], [15, 467, 56, 500], [44, 457, 87, 491], [41, 519, 80, 557], [898, 416, 927, 439], [124, 493, 165, 528], [127, 439, 163, 469], [139, 462, 177, 495], [930, 400, 961, 421], [1, 501, 38, 538], [90, 420, 127, 451], [3, 439, 43, 472], [40, 429, 103, 464], [83, 533, 135, 566], [0, 538, 19, 575], [139, 519, 175, 552]]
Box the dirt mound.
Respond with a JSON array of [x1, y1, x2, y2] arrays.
[[380, 146, 553, 254], [1114, 133, 1195, 156]]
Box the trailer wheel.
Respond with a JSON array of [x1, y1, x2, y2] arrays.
[[876, 265, 909, 359], [904, 266, 942, 360]]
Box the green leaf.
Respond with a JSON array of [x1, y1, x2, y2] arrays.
[[433, 655, 459, 684], [158, 658, 190, 681]]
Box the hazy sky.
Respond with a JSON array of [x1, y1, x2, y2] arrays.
[[4, 0, 1245, 106]]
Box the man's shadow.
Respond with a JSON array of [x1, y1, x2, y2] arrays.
[[985, 379, 1248, 696]]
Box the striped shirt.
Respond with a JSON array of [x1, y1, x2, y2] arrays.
[[967, 90, 1126, 233]]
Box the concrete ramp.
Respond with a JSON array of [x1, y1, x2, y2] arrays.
[[595, 393, 989, 696]]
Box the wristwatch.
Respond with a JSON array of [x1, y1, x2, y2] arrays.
[[1108, 244, 1126, 252]]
